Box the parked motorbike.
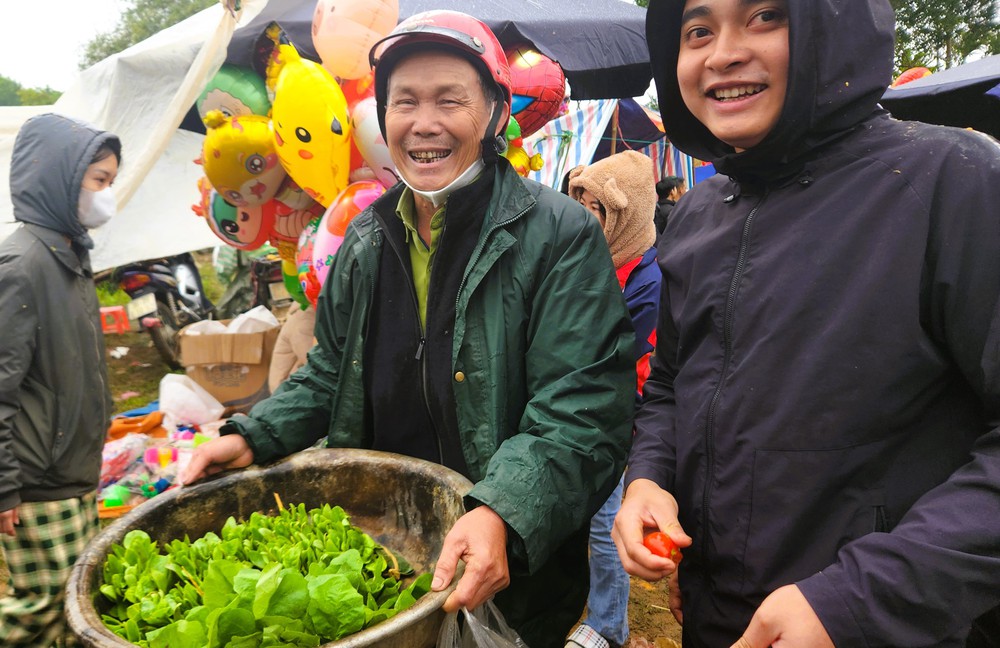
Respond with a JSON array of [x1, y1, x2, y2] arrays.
[[249, 253, 293, 313], [115, 253, 215, 369]]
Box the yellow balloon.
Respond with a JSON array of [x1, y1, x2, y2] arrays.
[[504, 144, 545, 177], [268, 33, 352, 208], [201, 110, 287, 206]]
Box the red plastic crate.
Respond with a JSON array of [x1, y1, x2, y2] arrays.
[[100, 306, 130, 334]]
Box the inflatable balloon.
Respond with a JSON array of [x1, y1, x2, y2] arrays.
[[311, 0, 399, 81], [272, 175, 318, 211], [282, 257, 310, 310], [193, 177, 276, 250], [265, 24, 353, 208], [313, 181, 385, 286], [506, 44, 566, 138], [892, 66, 932, 88], [503, 117, 543, 177], [340, 71, 375, 109], [351, 96, 400, 189], [271, 197, 324, 244], [201, 110, 287, 206], [197, 65, 271, 120], [296, 217, 322, 307]]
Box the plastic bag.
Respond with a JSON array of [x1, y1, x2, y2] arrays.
[[158, 374, 225, 425], [227, 305, 279, 333], [437, 599, 528, 648]]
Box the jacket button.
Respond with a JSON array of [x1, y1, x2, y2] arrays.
[[454, 371, 466, 383]]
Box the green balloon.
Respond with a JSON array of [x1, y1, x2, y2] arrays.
[[197, 64, 271, 119]]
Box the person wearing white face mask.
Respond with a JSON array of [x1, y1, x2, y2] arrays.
[[0, 113, 121, 646], [180, 11, 637, 647]]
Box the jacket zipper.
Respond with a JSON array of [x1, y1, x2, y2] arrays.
[[701, 191, 767, 576], [398, 233, 446, 465]]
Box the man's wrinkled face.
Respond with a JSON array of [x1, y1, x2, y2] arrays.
[[384, 50, 497, 192], [677, 0, 789, 151]]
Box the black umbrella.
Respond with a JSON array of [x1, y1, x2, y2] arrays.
[[880, 55, 1000, 139], [224, 0, 650, 100]]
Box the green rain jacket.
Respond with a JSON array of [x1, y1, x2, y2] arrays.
[[229, 165, 636, 571]]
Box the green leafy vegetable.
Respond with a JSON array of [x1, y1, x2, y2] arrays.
[[99, 504, 430, 647]]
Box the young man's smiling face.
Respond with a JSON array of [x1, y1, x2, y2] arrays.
[[677, 0, 790, 152]]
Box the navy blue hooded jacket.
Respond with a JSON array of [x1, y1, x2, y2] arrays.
[[627, 1, 1000, 646]]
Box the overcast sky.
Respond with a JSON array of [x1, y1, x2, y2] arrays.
[[2, 1, 124, 91], [1, 0, 647, 94]]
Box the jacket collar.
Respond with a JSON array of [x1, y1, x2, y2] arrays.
[[24, 223, 90, 278]]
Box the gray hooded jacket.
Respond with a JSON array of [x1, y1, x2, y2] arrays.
[[0, 113, 119, 510]]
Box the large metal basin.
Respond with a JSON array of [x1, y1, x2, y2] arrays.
[[66, 448, 473, 647]]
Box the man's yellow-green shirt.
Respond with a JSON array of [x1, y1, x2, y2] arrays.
[[396, 188, 445, 330]]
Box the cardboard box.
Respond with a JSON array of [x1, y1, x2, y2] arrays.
[[178, 320, 280, 416]]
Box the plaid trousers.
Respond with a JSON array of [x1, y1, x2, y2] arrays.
[[0, 492, 99, 647]]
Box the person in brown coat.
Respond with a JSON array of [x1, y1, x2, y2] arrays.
[[565, 150, 661, 648]]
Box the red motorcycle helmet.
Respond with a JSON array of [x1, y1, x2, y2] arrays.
[[368, 10, 513, 160]]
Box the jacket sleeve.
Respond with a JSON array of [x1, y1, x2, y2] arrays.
[[226, 232, 361, 464], [797, 131, 1000, 646], [625, 278, 679, 493], [466, 210, 638, 572], [0, 263, 38, 511]]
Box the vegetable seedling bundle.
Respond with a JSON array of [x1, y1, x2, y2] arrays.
[[98, 502, 432, 647]]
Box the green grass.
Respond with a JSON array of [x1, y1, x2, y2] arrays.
[[96, 279, 130, 307]]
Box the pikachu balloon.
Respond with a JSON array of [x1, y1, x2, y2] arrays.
[[265, 24, 352, 208]]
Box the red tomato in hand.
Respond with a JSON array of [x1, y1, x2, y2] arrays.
[[643, 531, 682, 562]]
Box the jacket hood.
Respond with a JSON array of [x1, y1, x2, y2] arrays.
[[9, 113, 121, 249], [648, 0, 895, 180], [567, 150, 657, 268]]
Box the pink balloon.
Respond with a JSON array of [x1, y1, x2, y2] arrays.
[[312, 181, 386, 286], [352, 97, 400, 189], [312, 0, 399, 81]]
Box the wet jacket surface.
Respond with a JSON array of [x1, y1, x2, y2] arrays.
[[0, 114, 117, 510], [629, 1, 1000, 646], [229, 162, 637, 573]]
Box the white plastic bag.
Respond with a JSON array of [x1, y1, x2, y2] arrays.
[[437, 599, 528, 648], [227, 305, 279, 333], [182, 319, 227, 335], [158, 374, 225, 425]]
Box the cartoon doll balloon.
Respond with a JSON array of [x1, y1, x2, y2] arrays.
[[265, 24, 352, 208], [196, 65, 271, 120], [192, 177, 275, 250], [296, 217, 322, 307], [201, 110, 287, 206]]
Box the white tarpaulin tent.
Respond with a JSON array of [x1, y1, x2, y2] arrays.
[[0, 0, 268, 272]]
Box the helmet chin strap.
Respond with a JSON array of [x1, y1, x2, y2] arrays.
[[481, 100, 508, 164], [398, 100, 508, 209]]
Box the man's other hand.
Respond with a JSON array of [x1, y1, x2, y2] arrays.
[[432, 505, 510, 612]]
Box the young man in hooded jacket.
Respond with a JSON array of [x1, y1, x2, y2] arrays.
[[613, 1, 1000, 647]]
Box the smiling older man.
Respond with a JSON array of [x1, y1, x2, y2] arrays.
[[181, 10, 637, 647]]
